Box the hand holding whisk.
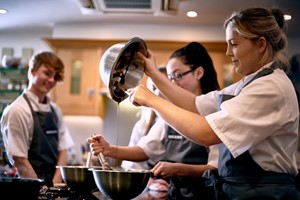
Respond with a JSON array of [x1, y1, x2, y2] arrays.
[[90, 134, 113, 170]]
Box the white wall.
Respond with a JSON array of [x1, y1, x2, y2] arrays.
[[103, 97, 142, 146], [53, 23, 225, 41], [0, 28, 52, 57]]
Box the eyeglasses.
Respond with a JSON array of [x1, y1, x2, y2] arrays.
[[168, 68, 196, 81]]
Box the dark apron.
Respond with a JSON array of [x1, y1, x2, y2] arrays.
[[164, 126, 215, 200], [205, 66, 298, 200], [23, 94, 59, 186]]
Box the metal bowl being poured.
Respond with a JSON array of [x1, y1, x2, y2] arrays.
[[99, 37, 147, 103]]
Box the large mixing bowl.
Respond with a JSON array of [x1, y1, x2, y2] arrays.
[[56, 166, 98, 194], [90, 168, 152, 199], [99, 37, 147, 103]]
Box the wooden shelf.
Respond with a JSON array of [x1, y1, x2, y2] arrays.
[[0, 68, 28, 117]]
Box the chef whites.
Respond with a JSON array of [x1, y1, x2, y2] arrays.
[[200, 63, 299, 199], [1, 90, 74, 184]]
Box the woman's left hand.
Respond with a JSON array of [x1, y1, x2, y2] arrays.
[[129, 84, 157, 107], [151, 161, 179, 179]]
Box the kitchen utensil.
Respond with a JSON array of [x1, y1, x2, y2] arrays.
[[1, 55, 21, 68], [56, 166, 98, 194], [0, 177, 44, 199], [99, 37, 147, 102], [98, 153, 113, 170], [90, 168, 152, 199], [86, 147, 92, 167], [91, 134, 113, 170]]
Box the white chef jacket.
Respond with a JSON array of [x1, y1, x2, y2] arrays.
[[196, 63, 299, 175], [121, 107, 159, 169], [1, 89, 74, 166]]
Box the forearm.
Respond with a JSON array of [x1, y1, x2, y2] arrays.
[[149, 96, 220, 146], [13, 156, 38, 178], [107, 145, 149, 161], [174, 163, 217, 177], [53, 149, 68, 183]]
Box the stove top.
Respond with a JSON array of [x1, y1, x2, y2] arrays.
[[38, 185, 102, 200]]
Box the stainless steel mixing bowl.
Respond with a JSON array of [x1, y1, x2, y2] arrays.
[[99, 37, 147, 103], [90, 168, 152, 199], [56, 166, 98, 194]]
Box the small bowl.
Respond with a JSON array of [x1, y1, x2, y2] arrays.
[[1, 55, 21, 68], [90, 168, 152, 199]]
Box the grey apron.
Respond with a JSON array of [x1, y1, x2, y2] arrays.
[[23, 94, 58, 186], [217, 66, 298, 200], [164, 126, 215, 200]]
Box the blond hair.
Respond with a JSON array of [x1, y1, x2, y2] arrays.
[[224, 7, 289, 71]]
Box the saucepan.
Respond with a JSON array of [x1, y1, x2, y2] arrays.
[[89, 168, 152, 199], [0, 177, 44, 199], [99, 37, 148, 103]]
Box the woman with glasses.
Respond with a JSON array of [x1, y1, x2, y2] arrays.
[[150, 42, 220, 199], [131, 7, 299, 200], [88, 42, 220, 199]]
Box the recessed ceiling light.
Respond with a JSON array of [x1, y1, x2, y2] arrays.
[[187, 11, 197, 18], [284, 14, 292, 21], [0, 8, 8, 14]]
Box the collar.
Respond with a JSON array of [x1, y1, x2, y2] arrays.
[[241, 61, 275, 84], [23, 89, 51, 104]]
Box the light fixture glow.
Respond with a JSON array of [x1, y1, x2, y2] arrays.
[[284, 14, 292, 21], [187, 11, 197, 18], [0, 8, 8, 14]]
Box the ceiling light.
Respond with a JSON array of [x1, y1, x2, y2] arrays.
[[0, 8, 8, 14], [284, 14, 292, 21], [187, 11, 197, 18]]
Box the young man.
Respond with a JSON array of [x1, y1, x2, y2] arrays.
[[1, 52, 74, 186]]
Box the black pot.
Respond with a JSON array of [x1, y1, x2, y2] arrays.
[[0, 177, 44, 199]]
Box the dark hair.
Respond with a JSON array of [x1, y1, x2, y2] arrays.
[[169, 42, 220, 94], [158, 66, 167, 75]]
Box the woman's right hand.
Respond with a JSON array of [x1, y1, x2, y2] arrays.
[[137, 49, 159, 78], [86, 134, 109, 156]]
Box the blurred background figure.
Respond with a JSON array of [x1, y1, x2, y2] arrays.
[[121, 67, 168, 170], [288, 54, 300, 111], [288, 54, 300, 191]]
